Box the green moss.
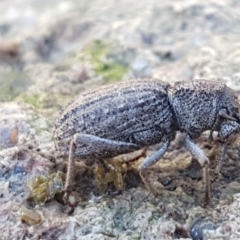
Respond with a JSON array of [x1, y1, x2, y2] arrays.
[[0, 70, 31, 102], [83, 40, 128, 81], [20, 93, 43, 108], [97, 62, 128, 81], [89, 40, 106, 60], [19, 92, 62, 111]]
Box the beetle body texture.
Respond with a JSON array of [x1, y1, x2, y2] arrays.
[[55, 79, 175, 159], [54, 78, 240, 206], [172, 80, 239, 139]]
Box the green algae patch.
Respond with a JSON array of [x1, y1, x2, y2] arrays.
[[0, 70, 31, 102], [83, 40, 128, 82], [20, 92, 44, 109], [19, 92, 58, 110]]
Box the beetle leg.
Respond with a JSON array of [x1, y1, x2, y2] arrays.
[[139, 140, 170, 197], [208, 116, 219, 142], [208, 129, 214, 142], [64, 139, 76, 195], [64, 133, 139, 202], [184, 135, 211, 207], [215, 143, 226, 174]]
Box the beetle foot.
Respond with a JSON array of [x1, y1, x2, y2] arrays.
[[63, 185, 73, 205], [63, 191, 69, 204], [139, 171, 164, 197]]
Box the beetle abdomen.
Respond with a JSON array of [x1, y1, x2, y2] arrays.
[[54, 78, 174, 157]]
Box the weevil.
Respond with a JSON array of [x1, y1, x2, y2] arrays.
[[54, 78, 240, 206]]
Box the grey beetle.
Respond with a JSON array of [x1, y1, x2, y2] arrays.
[[54, 78, 240, 205]]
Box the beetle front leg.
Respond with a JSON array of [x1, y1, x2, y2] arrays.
[[184, 135, 211, 207], [64, 133, 140, 201], [215, 143, 226, 174], [139, 140, 170, 197]]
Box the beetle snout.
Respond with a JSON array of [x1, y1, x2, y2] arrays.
[[219, 121, 240, 146]]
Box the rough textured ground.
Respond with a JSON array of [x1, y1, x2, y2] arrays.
[[1, 0, 240, 239]]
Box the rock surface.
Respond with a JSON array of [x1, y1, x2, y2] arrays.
[[1, 0, 240, 239]]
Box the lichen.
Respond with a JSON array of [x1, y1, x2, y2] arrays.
[[27, 171, 65, 204]]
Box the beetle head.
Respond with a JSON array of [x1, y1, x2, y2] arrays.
[[219, 86, 240, 122], [219, 120, 240, 146]]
